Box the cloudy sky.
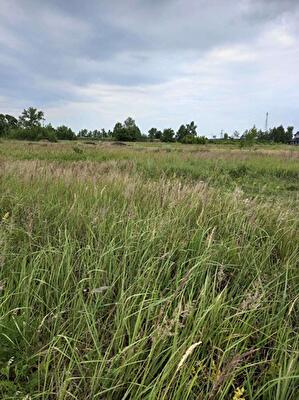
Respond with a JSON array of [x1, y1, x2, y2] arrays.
[[0, 0, 298, 135]]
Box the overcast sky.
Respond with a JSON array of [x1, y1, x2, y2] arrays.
[[0, 0, 298, 135]]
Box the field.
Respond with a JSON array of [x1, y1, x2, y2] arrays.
[[0, 140, 298, 399]]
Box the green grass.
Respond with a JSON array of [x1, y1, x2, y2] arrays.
[[0, 140, 298, 399]]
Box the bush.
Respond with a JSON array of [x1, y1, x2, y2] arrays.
[[181, 135, 207, 144], [8, 126, 57, 142]]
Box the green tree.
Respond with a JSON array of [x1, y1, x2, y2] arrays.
[[176, 121, 197, 142], [0, 114, 6, 136], [256, 129, 269, 142], [268, 125, 292, 143], [9, 124, 57, 142], [56, 125, 76, 140], [242, 126, 258, 143], [161, 128, 175, 142], [113, 118, 141, 141], [286, 126, 294, 143], [148, 127, 162, 140], [78, 129, 89, 138], [112, 122, 123, 139], [0, 114, 18, 136], [5, 114, 18, 129], [181, 135, 207, 144], [19, 107, 45, 128], [176, 125, 188, 142], [91, 129, 101, 139], [101, 129, 109, 138], [186, 121, 197, 136]]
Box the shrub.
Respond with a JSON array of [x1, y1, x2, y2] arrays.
[[181, 135, 207, 144], [8, 126, 57, 142]]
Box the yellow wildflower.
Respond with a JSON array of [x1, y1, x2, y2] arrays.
[[232, 386, 245, 400]]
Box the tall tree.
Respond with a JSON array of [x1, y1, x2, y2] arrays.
[[56, 125, 76, 140], [161, 128, 175, 142], [176, 125, 188, 142], [186, 121, 197, 136], [0, 114, 7, 136], [176, 121, 197, 142], [19, 107, 45, 128], [113, 118, 141, 141], [286, 126, 294, 142], [0, 114, 18, 136], [5, 114, 18, 129], [242, 126, 258, 142], [148, 127, 158, 140], [268, 125, 291, 143], [78, 129, 89, 138], [101, 129, 108, 138]]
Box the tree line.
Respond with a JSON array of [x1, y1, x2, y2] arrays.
[[0, 107, 297, 144], [240, 125, 295, 144], [0, 108, 207, 143], [0, 107, 76, 142]]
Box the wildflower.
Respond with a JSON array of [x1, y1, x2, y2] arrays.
[[232, 386, 246, 400]]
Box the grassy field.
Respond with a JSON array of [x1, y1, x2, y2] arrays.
[[0, 140, 298, 399]]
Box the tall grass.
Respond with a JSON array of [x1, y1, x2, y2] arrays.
[[0, 143, 298, 399], [1, 140, 298, 200]]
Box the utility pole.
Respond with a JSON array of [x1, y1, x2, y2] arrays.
[[265, 112, 268, 132]]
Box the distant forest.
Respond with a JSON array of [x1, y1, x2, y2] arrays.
[[0, 107, 297, 144]]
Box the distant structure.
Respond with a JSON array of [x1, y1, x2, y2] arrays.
[[290, 131, 299, 145], [265, 112, 269, 132]]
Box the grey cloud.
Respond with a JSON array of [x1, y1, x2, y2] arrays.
[[0, 0, 298, 133]]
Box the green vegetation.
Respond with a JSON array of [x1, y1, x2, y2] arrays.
[[113, 117, 142, 142], [1, 107, 298, 145], [0, 141, 298, 399], [0, 108, 76, 142]]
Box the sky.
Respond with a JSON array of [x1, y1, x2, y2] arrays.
[[0, 0, 298, 136]]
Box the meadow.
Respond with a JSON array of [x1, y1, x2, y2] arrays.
[[0, 140, 298, 399]]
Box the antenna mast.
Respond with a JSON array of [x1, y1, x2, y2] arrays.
[[265, 112, 268, 132]]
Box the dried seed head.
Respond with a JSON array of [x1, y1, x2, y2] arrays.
[[176, 341, 202, 372]]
